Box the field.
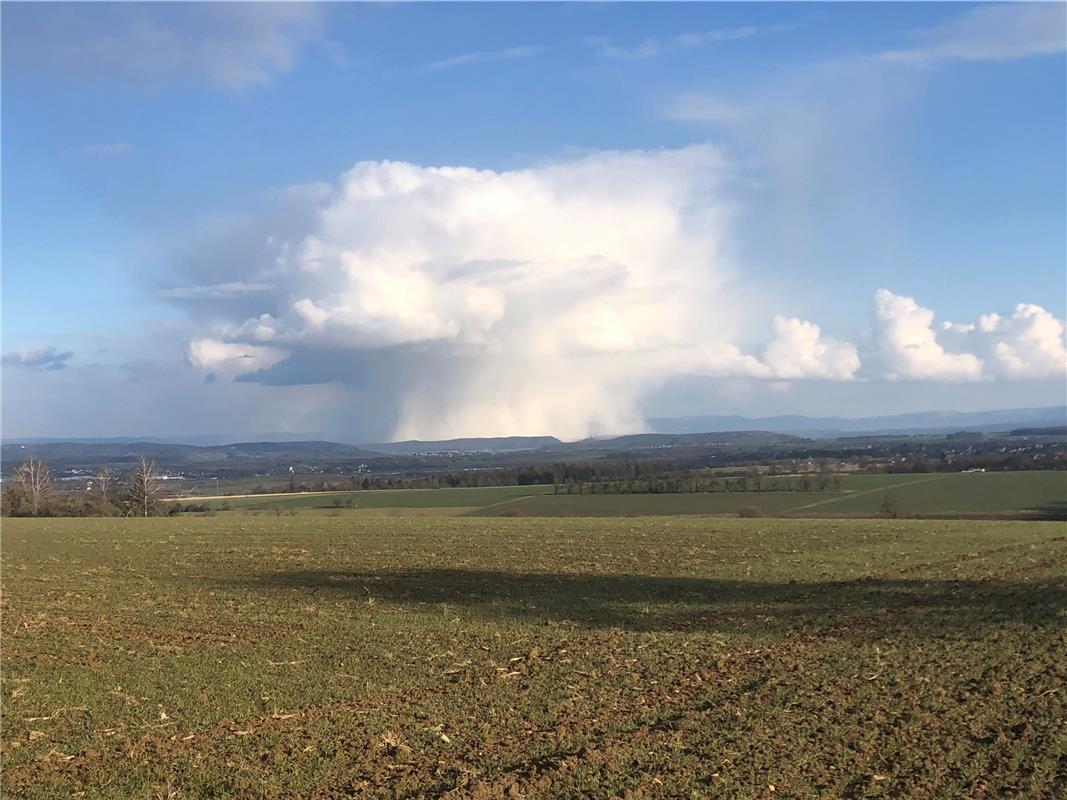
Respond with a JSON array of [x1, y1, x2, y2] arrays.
[[2, 515, 1064, 798], [475, 471, 1067, 518], [176, 484, 555, 512], [164, 470, 1066, 520], [470, 491, 841, 517]]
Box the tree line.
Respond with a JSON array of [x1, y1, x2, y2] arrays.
[[1, 456, 163, 517], [271, 462, 845, 496]]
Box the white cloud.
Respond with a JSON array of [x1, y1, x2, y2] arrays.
[[177, 150, 1061, 438], [761, 316, 861, 380], [984, 304, 1067, 380], [874, 290, 1067, 382], [880, 3, 1066, 65], [4, 4, 323, 89], [874, 289, 984, 381], [426, 46, 542, 71], [2, 346, 74, 371], [187, 339, 286, 379], [182, 146, 865, 439]]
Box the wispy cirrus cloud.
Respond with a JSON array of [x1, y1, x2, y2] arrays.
[[675, 25, 769, 48], [585, 36, 660, 61], [587, 24, 784, 62], [3, 3, 324, 89], [879, 3, 1066, 65], [662, 93, 744, 124], [426, 46, 542, 71], [665, 4, 1066, 128], [158, 282, 275, 300], [2, 346, 74, 371]]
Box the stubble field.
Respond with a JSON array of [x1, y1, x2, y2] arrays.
[[2, 515, 1064, 798]]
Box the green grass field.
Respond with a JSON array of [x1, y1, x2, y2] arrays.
[[816, 470, 1066, 516], [469, 490, 840, 517], [176, 484, 555, 511], [164, 470, 1065, 520], [474, 471, 1066, 518], [2, 516, 1064, 798]]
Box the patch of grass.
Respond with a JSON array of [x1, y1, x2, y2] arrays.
[[2, 516, 1064, 798]]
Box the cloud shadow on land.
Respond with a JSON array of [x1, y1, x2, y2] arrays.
[[1026, 501, 1067, 521], [224, 569, 1066, 636]]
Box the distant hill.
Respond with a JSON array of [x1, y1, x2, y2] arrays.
[[0, 440, 382, 473], [647, 406, 1067, 437], [10, 407, 1062, 450], [573, 430, 803, 451], [363, 430, 800, 455], [364, 436, 563, 455]]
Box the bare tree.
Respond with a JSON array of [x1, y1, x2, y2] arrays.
[[126, 456, 162, 518], [14, 458, 54, 517], [92, 467, 116, 513]]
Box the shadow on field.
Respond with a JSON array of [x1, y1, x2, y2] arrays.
[[1026, 501, 1067, 521], [229, 569, 1067, 635]]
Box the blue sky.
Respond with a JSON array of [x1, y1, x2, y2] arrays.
[[2, 2, 1065, 440]]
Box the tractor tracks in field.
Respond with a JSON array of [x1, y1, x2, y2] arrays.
[[784, 474, 956, 514]]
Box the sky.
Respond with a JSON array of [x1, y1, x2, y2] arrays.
[[2, 1, 1065, 441]]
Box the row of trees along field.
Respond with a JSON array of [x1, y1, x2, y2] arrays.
[[1, 457, 162, 517], [553, 473, 844, 495], [275, 463, 846, 495]]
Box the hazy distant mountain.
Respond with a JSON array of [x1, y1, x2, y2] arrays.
[[0, 440, 382, 472], [647, 406, 1067, 437], [6, 407, 1063, 454], [2, 432, 357, 447], [364, 436, 563, 455], [573, 431, 804, 450]]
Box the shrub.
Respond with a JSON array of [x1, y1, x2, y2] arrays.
[[879, 492, 902, 519]]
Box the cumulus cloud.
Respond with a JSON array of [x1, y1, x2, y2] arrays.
[[761, 316, 861, 381], [874, 289, 1067, 382], [3, 3, 323, 89], [980, 304, 1067, 380], [2, 346, 74, 371], [880, 3, 1066, 65], [187, 339, 286, 380], [874, 289, 984, 381], [179, 146, 864, 439]]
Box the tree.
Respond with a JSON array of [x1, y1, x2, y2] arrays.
[[879, 492, 902, 519], [127, 456, 162, 518], [14, 458, 54, 516], [92, 467, 116, 514]]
